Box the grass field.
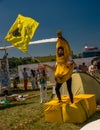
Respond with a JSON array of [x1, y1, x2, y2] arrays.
[[0, 86, 100, 130]]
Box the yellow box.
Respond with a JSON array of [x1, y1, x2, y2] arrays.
[[44, 94, 96, 123], [44, 101, 63, 122], [62, 99, 88, 123], [75, 94, 96, 117]]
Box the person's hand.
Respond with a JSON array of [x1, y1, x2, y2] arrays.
[[66, 61, 73, 66], [66, 60, 77, 69]]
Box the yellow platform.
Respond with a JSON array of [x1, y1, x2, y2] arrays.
[[44, 94, 96, 123], [75, 94, 96, 117], [62, 99, 88, 123], [44, 100, 63, 122]]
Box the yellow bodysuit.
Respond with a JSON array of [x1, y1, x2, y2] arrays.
[[55, 37, 74, 83]]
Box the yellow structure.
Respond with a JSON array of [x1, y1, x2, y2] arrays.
[[75, 94, 96, 117], [44, 100, 63, 122], [62, 99, 88, 123], [44, 94, 96, 123]]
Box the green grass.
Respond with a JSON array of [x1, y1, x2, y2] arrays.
[[0, 87, 100, 130]]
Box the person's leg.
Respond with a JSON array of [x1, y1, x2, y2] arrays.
[[55, 82, 62, 101], [33, 78, 37, 88], [24, 79, 28, 90], [31, 80, 34, 89], [40, 85, 43, 103], [24, 80, 26, 90], [51, 86, 56, 99], [42, 84, 47, 102], [44, 84, 47, 102], [66, 77, 73, 103]]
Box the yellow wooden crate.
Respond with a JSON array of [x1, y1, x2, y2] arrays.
[[75, 94, 96, 117]]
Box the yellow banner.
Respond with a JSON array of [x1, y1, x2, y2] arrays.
[[4, 14, 39, 53]]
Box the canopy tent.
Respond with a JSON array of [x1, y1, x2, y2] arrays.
[[61, 72, 100, 104]]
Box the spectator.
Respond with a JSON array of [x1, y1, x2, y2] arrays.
[[88, 61, 99, 79], [37, 66, 48, 103], [80, 62, 88, 72], [30, 69, 37, 89], [22, 68, 28, 91]]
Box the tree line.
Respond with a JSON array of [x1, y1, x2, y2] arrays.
[[8, 54, 82, 69]]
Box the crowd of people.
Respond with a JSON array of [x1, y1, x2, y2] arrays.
[[21, 66, 48, 103], [74, 61, 100, 79]]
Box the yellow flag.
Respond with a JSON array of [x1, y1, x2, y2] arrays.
[[4, 14, 39, 53]]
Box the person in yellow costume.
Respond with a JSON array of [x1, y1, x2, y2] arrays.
[[44, 30, 75, 103], [55, 30, 75, 103]]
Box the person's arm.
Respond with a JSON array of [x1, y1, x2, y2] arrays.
[[67, 56, 77, 68], [43, 64, 56, 71]]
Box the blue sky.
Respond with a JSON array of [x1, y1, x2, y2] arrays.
[[0, 0, 100, 58]]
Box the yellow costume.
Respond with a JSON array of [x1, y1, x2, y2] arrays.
[[55, 36, 74, 83]]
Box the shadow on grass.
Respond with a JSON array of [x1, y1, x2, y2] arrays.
[[8, 87, 52, 95], [9, 89, 38, 94], [0, 101, 35, 110]]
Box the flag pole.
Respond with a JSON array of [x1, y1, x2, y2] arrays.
[[27, 52, 42, 64]]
